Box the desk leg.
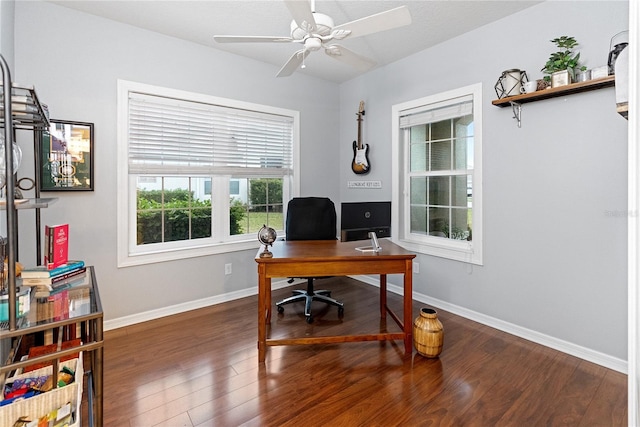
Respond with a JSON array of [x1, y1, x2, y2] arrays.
[[258, 263, 268, 363], [380, 274, 387, 318], [266, 278, 272, 324], [404, 259, 413, 355]]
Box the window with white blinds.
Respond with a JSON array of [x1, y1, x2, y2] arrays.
[[398, 95, 473, 129], [117, 80, 299, 267], [127, 92, 294, 177], [391, 83, 483, 265]]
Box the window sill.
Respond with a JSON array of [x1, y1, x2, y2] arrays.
[[395, 238, 482, 266], [118, 239, 260, 268]]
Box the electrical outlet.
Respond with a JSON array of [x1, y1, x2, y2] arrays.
[[413, 261, 419, 274], [225, 263, 232, 275]]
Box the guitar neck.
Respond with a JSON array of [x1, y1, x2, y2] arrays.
[[356, 101, 365, 150]]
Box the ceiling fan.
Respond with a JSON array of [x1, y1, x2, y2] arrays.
[[213, 0, 412, 77]]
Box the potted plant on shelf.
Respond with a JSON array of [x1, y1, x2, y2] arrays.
[[541, 36, 587, 88]]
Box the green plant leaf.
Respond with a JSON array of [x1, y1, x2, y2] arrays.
[[542, 35, 585, 77]]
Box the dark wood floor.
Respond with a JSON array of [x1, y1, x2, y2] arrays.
[[94, 277, 627, 426]]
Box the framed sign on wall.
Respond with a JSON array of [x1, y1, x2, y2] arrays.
[[39, 120, 94, 191]]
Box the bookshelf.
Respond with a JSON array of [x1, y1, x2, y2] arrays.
[[0, 53, 103, 426]]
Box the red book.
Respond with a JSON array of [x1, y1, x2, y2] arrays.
[[44, 223, 69, 269], [51, 289, 70, 321]]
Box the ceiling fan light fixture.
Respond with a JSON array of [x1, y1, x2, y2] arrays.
[[304, 37, 322, 51]]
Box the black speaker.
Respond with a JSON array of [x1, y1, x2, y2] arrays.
[[341, 226, 391, 242]]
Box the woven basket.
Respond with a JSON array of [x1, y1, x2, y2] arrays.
[[0, 354, 83, 427]]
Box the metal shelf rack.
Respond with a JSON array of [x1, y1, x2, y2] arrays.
[[0, 53, 103, 426]]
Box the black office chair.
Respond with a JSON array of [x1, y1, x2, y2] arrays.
[[276, 197, 344, 324]]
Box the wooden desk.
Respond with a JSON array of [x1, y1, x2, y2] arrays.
[[255, 239, 416, 363]]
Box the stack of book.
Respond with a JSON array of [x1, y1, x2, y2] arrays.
[[18, 261, 86, 298]]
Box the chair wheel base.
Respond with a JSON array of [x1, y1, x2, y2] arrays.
[[275, 282, 344, 323]]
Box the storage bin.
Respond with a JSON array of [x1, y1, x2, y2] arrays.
[[0, 354, 83, 427]]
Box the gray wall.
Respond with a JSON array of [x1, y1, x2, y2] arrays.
[[340, 0, 629, 362], [9, 1, 629, 364], [12, 1, 340, 322], [0, 0, 14, 71]]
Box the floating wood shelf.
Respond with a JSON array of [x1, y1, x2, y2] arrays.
[[492, 75, 615, 107]]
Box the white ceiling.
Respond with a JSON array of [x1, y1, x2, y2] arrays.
[[47, 0, 543, 83]]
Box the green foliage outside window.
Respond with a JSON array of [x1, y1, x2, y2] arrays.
[[228, 178, 285, 235], [249, 179, 283, 212], [137, 188, 246, 244], [137, 180, 286, 244], [230, 199, 245, 235]]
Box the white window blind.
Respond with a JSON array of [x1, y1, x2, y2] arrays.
[[128, 92, 294, 176], [399, 95, 473, 129]]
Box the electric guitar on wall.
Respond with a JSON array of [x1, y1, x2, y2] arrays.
[[351, 101, 370, 175]]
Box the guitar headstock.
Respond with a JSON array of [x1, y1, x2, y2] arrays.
[[358, 100, 365, 117]]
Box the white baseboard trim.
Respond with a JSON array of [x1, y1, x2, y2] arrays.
[[105, 275, 627, 374], [104, 278, 295, 331], [353, 274, 628, 374]]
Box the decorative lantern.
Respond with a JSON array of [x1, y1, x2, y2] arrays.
[[494, 69, 528, 99]]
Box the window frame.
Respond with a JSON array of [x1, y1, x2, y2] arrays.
[[117, 80, 300, 267], [391, 83, 483, 265]]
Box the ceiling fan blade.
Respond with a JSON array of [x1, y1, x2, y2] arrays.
[[214, 35, 293, 43], [332, 6, 412, 39], [324, 45, 376, 72], [276, 49, 311, 77], [284, 0, 317, 33]]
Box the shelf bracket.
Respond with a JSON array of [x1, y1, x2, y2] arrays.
[[510, 101, 522, 128]]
